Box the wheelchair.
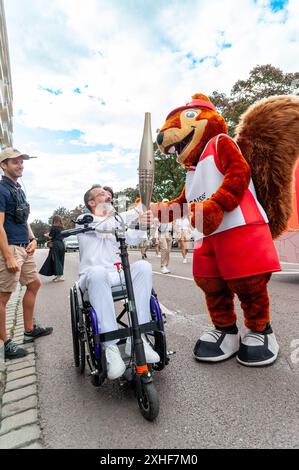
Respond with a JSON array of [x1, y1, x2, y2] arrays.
[[64, 214, 169, 422]]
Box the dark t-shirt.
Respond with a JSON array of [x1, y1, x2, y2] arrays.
[[49, 226, 64, 241], [0, 176, 29, 244]]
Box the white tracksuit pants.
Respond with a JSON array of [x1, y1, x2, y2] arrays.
[[79, 260, 152, 345]]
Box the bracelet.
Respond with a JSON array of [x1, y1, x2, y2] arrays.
[[29, 237, 37, 242]]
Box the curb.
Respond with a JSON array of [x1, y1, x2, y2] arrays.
[[0, 285, 44, 449]]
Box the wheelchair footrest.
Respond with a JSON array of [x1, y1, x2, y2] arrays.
[[94, 321, 161, 344]]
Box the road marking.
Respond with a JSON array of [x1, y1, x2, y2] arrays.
[[153, 270, 299, 280], [273, 271, 299, 275], [153, 271, 194, 281], [131, 252, 299, 276], [159, 302, 176, 317], [129, 251, 192, 260]]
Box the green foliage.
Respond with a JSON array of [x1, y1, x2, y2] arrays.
[[69, 205, 85, 225], [30, 219, 50, 244], [49, 205, 85, 229], [114, 187, 139, 211], [152, 149, 186, 201], [210, 64, 299, 135]]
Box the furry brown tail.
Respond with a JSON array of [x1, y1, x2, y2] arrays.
[[235, 95, 299, 239]]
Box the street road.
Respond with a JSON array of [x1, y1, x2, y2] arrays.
[[34, 249, 299, 449]]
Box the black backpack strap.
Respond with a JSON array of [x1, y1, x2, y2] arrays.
[[0, 180, 18, 201], [0, 180, 27, 202], [0, 180, 30, 224]]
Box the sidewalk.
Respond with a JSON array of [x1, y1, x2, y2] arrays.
[[0, 286, 43, 449]]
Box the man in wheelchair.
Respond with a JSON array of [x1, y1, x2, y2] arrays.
[[77, 185, 160, 380]]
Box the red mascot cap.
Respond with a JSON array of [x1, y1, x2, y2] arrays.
[[166, 98, 216, 120]]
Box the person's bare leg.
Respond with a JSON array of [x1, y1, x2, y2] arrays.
[[0, 292, 12, 343], [22, 278, 41, 332], [155, 242, 160, 256], [182, 240, 188, 259], [178, 239, 183, 258]]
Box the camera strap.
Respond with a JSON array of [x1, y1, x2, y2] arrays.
[[0, 180, 30, 223]]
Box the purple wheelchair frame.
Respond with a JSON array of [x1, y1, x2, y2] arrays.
[[88, 293, 163, 360]]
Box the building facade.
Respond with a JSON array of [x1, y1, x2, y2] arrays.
[[0, 0, 13, 148]]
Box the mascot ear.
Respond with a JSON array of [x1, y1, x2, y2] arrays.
[[191, 93, 212, 103]]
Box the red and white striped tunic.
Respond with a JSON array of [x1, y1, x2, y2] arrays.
[[185, 134, 268, 239]]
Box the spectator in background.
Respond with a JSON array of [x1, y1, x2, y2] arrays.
[[0, 147, 52, 359], [159, 199, 172, 274], [140, 233, 149, 259], [39, 215, 65, 282], [103, 186, 114, 202], [151, 217, 161, 257], [174, 215, 192, 264]]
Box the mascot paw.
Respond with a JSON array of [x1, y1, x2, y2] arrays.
[[190, 200, 224, 236]]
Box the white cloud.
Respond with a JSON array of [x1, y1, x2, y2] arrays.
[[3, 0, 299, 220], [19, 149, 139, 222]]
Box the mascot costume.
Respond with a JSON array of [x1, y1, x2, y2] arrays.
[[155, 93, 299, 366]]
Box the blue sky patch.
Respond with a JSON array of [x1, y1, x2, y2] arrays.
[[40, 87, 63, 96], [186, 52, 210, 68], [221, 42, 232, 50], [269, 0, 288, 11], [13, 123, 115, 155]]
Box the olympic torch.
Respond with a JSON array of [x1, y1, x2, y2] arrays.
[[138, 112, 155, 211]]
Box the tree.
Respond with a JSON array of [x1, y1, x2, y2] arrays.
[[30, 219, 50, 245], [49, 207, 73, 229], [152, 149, 186, 201], [114, 187, 139, 211], [69, 205, 85, 226], [231, 64, 299, 103], [210, 64, 299, 135]]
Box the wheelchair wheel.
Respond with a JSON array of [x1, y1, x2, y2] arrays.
[[150, 290, 169, 371], [85, 311, 106, 384], [70, 287, 85, 374], [152, 332, 168, 371], [78, 336, 86, 374], [70, 288, 79, 367], [137, 381, 160, 421]]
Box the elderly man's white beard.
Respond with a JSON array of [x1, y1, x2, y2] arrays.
[[95, 201, 115, 216]]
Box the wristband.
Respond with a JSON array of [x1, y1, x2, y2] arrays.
[[29, 237, 37, 242]]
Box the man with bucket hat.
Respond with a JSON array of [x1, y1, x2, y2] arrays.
[[0, 147, 52, 360]]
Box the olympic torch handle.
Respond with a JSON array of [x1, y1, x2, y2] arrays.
[[139, 112, 155, 210]]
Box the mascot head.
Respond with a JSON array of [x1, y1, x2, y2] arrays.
[[157, 93, 227, 168]]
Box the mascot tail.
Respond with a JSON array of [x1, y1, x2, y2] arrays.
[[235, 95, 299, 239]]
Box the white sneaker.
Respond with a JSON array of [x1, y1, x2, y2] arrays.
[[53, 276, 65, 282], [183, 258, 187, 264], [157, 253, 161, 258], [237, 325, 279, 367], [160, 266, 171, 274], [105, 344, 126, 380], [125, 335, 160, 364], [193, 328, 240, 362]]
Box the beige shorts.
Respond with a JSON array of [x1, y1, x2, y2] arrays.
[[175, 230, 192, 241], [0, 245, 39, 293]]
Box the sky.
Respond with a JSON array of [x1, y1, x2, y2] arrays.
[[3, 0, 298, 222]]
